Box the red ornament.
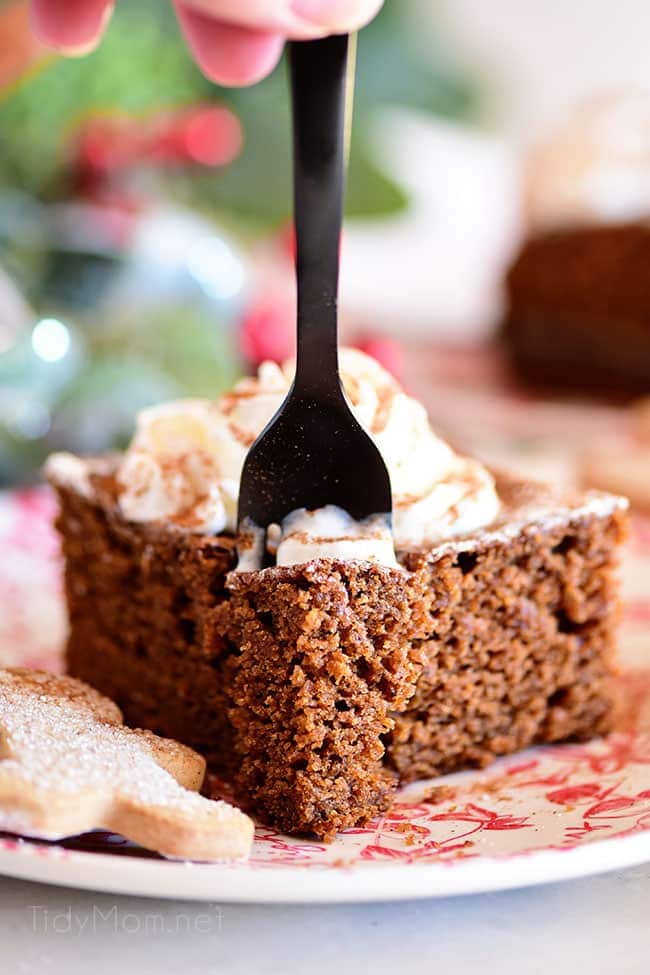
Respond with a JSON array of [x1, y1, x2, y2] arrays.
[[277, 221, 297, 263], [239, 297, 295, 367], [153, 106, 242, 167], [72, 104, 243, 199]]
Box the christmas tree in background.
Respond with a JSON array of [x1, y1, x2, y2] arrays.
[[0, 0, 478, 219], [0, 0, 479, 484]]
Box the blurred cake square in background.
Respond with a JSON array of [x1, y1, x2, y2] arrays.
[[502, 93, 650, 399]]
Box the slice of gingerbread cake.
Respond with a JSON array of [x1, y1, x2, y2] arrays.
[[46, 349, 627, 839]]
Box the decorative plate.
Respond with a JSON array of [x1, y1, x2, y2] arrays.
[[1, 488, 650, 903]]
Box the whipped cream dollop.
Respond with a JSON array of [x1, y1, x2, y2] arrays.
[[272, 507, 398, 569], [115, 348, 500, 554], [235, 506, 398, 572], [527, 92, 650, 231]]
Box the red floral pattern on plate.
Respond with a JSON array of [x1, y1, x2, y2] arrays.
[[1, 488, 650, 872]]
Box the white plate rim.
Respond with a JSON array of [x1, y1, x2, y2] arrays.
[[1, 829, 650, 903]]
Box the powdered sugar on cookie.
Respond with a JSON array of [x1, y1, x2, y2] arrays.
[[0, 669, 253, 861]]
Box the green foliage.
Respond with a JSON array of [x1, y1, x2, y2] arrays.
[[0, 4, 206, 198], [100, 304, 241, 399], [0, 0, 479, 223]]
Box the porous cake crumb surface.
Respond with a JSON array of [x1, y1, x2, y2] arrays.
[[49, 463, 627, 840]]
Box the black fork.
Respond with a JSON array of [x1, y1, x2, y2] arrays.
[[237, 34, 392, 560]]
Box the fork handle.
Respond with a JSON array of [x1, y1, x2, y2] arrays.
[[289, 34, 350, 398]]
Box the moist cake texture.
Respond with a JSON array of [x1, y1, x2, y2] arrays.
[[392, 482, 623, 780], [51, 466, 627, 840], [218, 561, 430, 837]]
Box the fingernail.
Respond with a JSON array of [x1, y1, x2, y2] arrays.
[[289, 0, 334, 26], [30, 0, 114, 54]]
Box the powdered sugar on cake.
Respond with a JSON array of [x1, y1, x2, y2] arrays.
[[44, 453, 116, 500], [424, 489, 628, 561]]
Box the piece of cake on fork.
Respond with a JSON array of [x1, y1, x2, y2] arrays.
[[47, 349, 627, 839]]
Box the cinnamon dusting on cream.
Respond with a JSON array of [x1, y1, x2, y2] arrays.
[[49, 348, 501, 554]]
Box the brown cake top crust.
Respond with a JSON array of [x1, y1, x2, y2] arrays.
[[46, 455, 626, 575]]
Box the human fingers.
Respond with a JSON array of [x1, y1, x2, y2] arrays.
[[177, 0, 384, 37], [30, 0, 114, 55], [173, 4, 285, 87]]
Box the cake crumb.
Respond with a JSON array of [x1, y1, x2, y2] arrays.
[[423, 784, 457, 804]]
